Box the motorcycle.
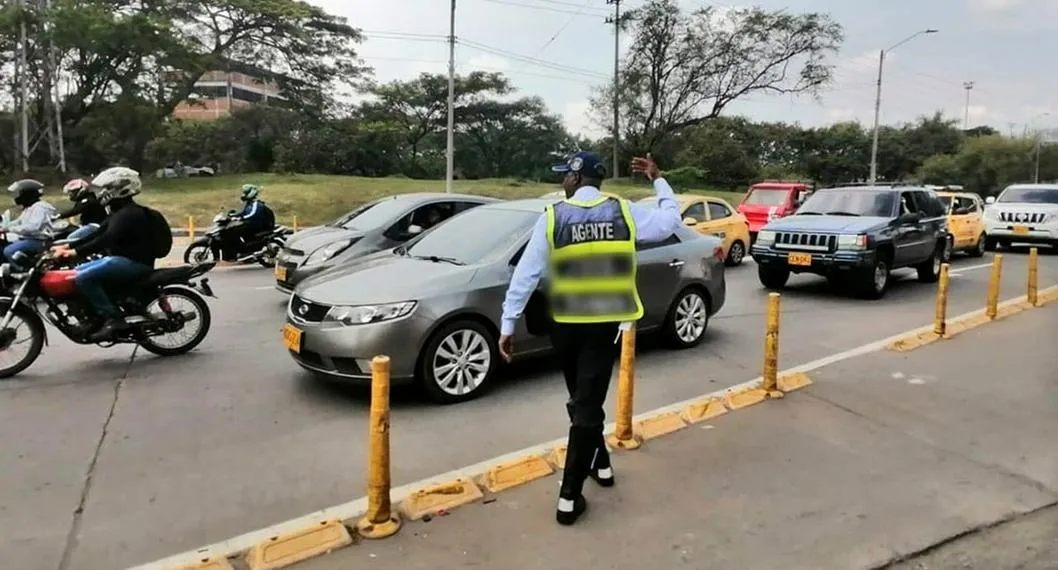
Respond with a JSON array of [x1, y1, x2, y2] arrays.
[[183, 210, 292, 268], [0, 249, 216, 378]]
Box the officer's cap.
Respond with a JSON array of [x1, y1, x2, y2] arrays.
[[552, 151, 607, 178]]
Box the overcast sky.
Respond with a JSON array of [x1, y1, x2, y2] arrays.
[[313, 0, 1057, 138]]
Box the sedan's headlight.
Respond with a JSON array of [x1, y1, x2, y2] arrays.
[[756, 230, 776, 246], [305, 239, 354, 266], [836, 234, 867, 250], [323, 301, 417, 326]]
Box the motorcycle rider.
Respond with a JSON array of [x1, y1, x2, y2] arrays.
[[3, 179, 57, 264], [219, 184, 275, 261], [56, 178, 108, 242], [51, 167, 156, 341]]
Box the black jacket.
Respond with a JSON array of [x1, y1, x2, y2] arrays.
[[57, 197, 107, 226], [73, 203, 155, 267]]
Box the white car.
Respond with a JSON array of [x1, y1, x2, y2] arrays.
[[983, 183, 1058, 250]]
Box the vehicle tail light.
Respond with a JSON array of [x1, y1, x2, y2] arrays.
[[713, 246, 725, 261]]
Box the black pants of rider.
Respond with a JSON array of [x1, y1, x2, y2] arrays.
[[549, 321, 621, 526], [218, 226, 262, 261]]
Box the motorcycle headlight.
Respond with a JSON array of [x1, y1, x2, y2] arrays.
[[305, 239, 355, 266], [323, 301, 416, 326], [837, 234, 868, 250], [756, 230, 776, 246]]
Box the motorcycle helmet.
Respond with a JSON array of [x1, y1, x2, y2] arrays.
[[90, 166, 142, 206], [62, 178, 92, 201], [240, 184, 260, 202], [7, 179, 44, 208]]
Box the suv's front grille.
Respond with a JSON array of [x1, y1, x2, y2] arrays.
[[774, 232, 837, 252], [290, 295, 330, 322], [998, 211, 1047, 224]]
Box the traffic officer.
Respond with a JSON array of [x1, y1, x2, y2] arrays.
[[498, 151, 682, 525]]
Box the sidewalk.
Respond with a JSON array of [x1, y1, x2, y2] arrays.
[[302, 304, 1058, 570]]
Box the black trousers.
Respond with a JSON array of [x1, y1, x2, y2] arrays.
[[550, 321, 621, 498]]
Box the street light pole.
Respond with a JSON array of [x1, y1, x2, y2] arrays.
[[444, 0, 456, 193], [1031, 112, 1050, 183], [868, 29, 938, 185]]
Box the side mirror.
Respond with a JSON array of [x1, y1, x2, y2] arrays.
[[985, 196, 996, 205], [407, 224, 423, 236], [899, 212, 923, 224], [682, 217, 697, 226]]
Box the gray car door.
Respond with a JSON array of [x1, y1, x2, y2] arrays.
[[634, 234, 684, 327]]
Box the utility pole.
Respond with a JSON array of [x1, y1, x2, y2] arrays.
[[962, 81, 975, 130], [605, 0, 620, 179], [444, 0, 456, 193], [16, 0, 30, 173], [11, 0, 67, 175], [868, 29, 938, 185]]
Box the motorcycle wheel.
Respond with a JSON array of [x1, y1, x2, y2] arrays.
[[0, 303, 45, 378], [257, 239, 283, 268], [137, 286, 212, 357], [183, 242, 216, 265]]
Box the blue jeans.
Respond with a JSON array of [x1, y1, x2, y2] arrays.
[[74, 256, 152, 319], [4, 239, 46, 266], [67, 224, 99, 243]]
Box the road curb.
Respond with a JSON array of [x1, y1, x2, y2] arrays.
[[130, 285, 1058, 570]]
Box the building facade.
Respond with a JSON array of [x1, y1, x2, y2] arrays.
[[173, 70, 282, 120]]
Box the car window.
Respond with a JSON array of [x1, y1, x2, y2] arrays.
[[388, 202, 459, 237], [912, 191, 946, 218], [899, 192, 921, 215], [332, 198, 413, 231], [707, 201, 732, 219], [405, 207, 539, 264], [683, 202, 707, 223], [742, 188, 789, 206], [636, 233, 681, 251], [937, 195, 955, 213], [798, 189, 897, 217], [997, 186, 1058, 204], [454, 201, 485, 213], [953, 196, 975, 213]]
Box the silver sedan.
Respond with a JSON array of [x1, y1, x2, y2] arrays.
[[282, 198, 728, 404]]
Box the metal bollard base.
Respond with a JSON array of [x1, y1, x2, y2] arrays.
[[356, 515, 402, 539], [606, 433, 642, 450]]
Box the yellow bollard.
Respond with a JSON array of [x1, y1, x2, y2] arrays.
[[933, 263, 950, 336], [292, 214, 299, 232], [1028, 247, 1039, 306], [187, 215, 195, 240], [608, 324, 641, 450], [356, 355, 401, 539], [761, 292, 781, 393], [986, 254, 1003, 319]]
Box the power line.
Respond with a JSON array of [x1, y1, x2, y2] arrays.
[[478, 0, 605, 17], [359, 54, 599, 84], [459, 39, 610, 79]]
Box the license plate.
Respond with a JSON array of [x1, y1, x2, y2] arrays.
[[275, 264, 288, 282], [282, 323, 302, 353], [1013, 225, 1029, 235], [787, 252, 813, 266]]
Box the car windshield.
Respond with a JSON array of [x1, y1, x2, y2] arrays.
[[742, 188, 790, 206], [997, 187, 1058, 204], [796, 190, 897, 217], [404, 207, 540, 264], [937, 195, 954, 211], [330, 198, 411, 230]]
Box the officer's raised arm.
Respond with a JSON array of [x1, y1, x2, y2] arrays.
[[627, 154, 683, 243]]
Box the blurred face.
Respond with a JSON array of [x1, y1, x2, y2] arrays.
[[562, 171, 579, 196]]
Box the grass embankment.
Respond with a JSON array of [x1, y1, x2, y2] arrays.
[[140, 173, 745, 228]]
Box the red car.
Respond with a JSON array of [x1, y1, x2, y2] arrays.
[[737, 181, 812, 243]]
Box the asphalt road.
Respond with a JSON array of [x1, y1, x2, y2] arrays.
[[3, 248, 1057, 570]]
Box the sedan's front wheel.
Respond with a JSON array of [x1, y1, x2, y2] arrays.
[[663, 287, 711, 348], [418, 319, 498, 404]]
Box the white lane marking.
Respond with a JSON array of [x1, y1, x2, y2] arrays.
[[948, 261, 996, 276], [128, 284, 1058, 570], [253, 286, 275, 290]]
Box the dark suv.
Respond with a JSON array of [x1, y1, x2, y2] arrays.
[[750, 185, 950, 299]]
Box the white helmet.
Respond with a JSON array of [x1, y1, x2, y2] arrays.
[[90, 166, 142, 205]]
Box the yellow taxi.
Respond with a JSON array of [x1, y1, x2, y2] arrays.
[[638, 194, 750, 266], [936, 191, 987, 257]]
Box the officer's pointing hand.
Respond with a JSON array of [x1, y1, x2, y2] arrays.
[[498, 334, 514, 362], [630, 153, 660, 181]]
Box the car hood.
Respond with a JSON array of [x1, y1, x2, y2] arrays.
[[286, 225, 364, 253], [988, 202, 1058, 212], [763, 215, 891, 233], [296, 255, 478, 305]]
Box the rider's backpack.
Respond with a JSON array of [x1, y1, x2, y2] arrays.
[[142, 205, 173, 258]]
